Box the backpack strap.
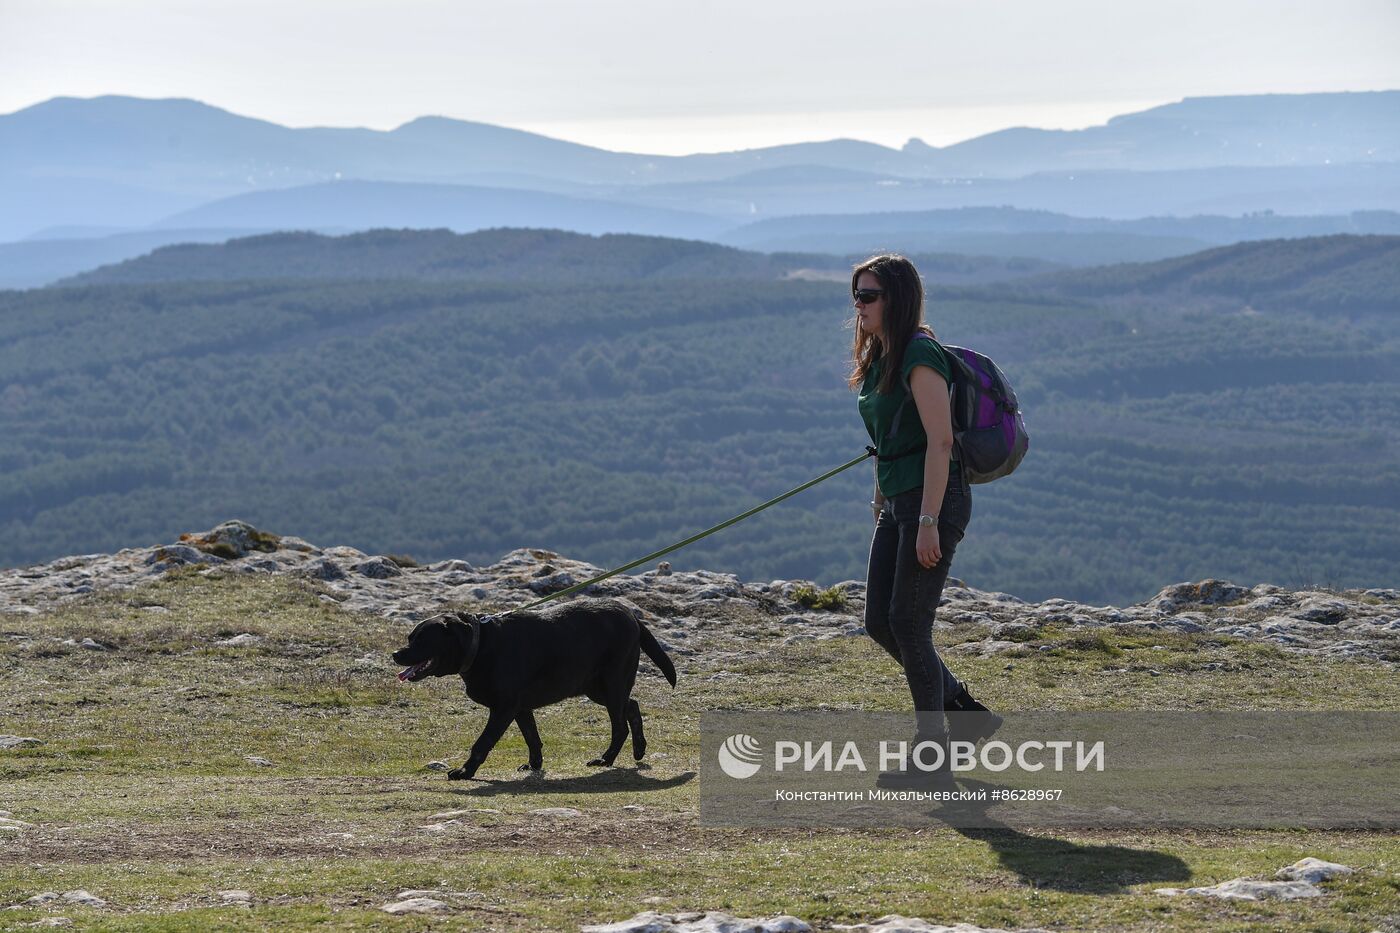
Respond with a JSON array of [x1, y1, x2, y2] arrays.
[[883, 331, 958, 460]]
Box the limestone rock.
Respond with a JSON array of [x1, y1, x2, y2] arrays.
[[530, 806, 583, 818], [301, 558, 347, 581], [396, 888, 477, 900], [1291, 597, 1349, 624], [24, 891, 108, 908], [215, 633, 260, 647], [1275, 857, 1354, 883], [582, 911, 811, 933], [354, 557, 403, 579], [1154, 878, 1322, 900], [179, 520, 280, 559], [145, 545, 216, 568], [1159, 613, 1208, 633], [380, 897, 451, 914], [833, 919, 1052, 933], [1147, 579, 1250, 612], [0, 735, 43, 749], [530, 571, 578, 594]]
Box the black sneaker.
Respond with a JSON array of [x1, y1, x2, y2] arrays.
[[947, 686, 1003, 746]]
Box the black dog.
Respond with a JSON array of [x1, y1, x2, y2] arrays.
[[392, 598, 677, 780]]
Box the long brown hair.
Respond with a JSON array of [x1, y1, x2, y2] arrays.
[[847, 253, 934, 394]]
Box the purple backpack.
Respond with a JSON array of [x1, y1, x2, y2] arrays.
[[908, 333, 1029, 484]]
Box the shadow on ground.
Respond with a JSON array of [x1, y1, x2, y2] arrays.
[[449, 768, 698, 796], [953, 823, 1191, 893], [933, 778, 1192, 893]]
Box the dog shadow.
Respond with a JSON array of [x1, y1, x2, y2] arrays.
[[927, 778, 1192, 894], [449, 767, 698, 797]]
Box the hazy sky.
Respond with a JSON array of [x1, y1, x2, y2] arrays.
[[2, 0, 1397, 154]]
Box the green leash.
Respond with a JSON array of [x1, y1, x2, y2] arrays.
[[505, 446, 877, 616]]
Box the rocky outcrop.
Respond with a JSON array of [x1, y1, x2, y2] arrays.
[[1, 521, 1396, 662], [1153, 857, 1356, 901]]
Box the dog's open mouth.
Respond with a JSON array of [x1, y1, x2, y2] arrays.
[[397, 659, 433, 682]]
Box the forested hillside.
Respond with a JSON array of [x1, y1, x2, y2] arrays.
[[60, 228, 1058, 287], [1020, 234, 1400, 314], [3, 234, 1397, 603]]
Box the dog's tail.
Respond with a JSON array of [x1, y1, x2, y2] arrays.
[[636, 620, 678, 687]]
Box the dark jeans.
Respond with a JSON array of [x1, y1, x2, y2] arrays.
[[865, 460, 973, 740]]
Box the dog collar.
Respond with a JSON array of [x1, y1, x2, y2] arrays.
[[451, 616, 481, 675]]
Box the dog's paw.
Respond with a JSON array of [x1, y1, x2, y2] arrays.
[[447, 766, 476, 781]]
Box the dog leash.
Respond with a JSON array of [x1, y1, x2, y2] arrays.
[[480, 447, 878, 620]]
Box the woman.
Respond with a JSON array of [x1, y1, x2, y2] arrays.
[[849, 254, 999, 783]]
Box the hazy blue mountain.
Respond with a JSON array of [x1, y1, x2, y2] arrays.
[[723, 206, 1400, 263], [141, 163, 1400, 249], [151, 179, 731, 241], [2, 92, 1396, 240], [917, 92, 1400, 176], [0, 228, 273, 289], [0, 174, 206, 243]]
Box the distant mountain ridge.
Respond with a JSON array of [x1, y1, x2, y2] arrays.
[[722, 206, 1400, 262], [2, 91, 1396, 241], [152, 179, 731, 241], [7, 91, 1395, 184]]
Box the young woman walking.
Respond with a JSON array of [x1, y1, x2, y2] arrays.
[[850, 254, 1000, 784]]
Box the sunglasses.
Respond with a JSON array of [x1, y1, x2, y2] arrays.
[[853, 288, 885, 305]]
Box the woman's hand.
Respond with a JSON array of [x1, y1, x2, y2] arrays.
[[916, 523, 942, 569]]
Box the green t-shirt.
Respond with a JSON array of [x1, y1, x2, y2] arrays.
[[858, 337, 954, 498]]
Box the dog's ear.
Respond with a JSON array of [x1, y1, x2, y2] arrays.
[[444, 616, 481, 675]]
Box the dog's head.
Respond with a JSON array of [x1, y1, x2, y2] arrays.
[[392, 613, 481, 682]]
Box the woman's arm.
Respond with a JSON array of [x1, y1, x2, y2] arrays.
[[909, 364, 955, 566]]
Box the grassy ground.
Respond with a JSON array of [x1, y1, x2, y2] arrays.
[[1, 570, 1398, 931]]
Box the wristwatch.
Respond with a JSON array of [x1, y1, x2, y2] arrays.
[[918, 514, 936, 528]]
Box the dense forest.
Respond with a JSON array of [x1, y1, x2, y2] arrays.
[[61, 228, 1060, 288], [1020, 235, 1400, 315], [2, 232, 1396, 604]]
